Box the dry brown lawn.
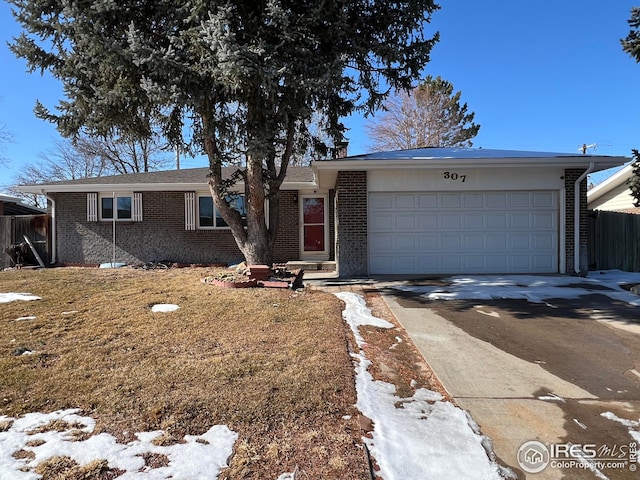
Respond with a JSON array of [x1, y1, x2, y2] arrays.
[[0, 267, 370, 479]]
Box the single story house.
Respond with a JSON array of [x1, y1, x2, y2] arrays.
[[587, 163, 640, 213], [17, 147, 627, 276]]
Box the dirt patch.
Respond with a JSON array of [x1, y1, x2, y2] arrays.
[[358, 289, 451, 401]]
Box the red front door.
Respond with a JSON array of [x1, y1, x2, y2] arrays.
[[302, 196, 326, 253]]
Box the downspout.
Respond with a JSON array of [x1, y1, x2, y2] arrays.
[[574, 162, 594, 275], [40, 189, 56, 265]]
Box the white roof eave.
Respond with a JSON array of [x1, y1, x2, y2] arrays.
[[587, 164, 633, 202], [16, 181, 319, 195], [313, 155, 628, 172]]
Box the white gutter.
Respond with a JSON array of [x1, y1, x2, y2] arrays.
[[17, 181, 317, 194], [574, 163, 594, 275], [40, 189, 56, 265]]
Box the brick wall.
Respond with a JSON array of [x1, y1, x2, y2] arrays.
[[335, 171, 367, 276], [272, 190, 300, 263], [564, 168, 589, 275], [52, 191, 304, 265]]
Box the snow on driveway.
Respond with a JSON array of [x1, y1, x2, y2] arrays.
[[395, 270, 640, 306]]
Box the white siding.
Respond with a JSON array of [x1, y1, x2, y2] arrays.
[[590, 184, 635, 211]]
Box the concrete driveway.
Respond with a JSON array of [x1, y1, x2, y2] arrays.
[[380, 278, 640, 480]]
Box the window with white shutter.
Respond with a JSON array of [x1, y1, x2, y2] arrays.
[[185, 192, 196, 230], [132, 192, 143, 221], [87, 193, 98, 221]]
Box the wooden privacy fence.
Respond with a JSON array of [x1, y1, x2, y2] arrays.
[[589, 210, 640, 272], [0, 215, 51, 269]]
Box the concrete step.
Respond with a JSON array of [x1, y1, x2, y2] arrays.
[[286, 260, 336, 271]]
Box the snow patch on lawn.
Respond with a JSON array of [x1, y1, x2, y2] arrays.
[[335, 292, 513, 480], [0, 409, 237, 480], [0, 293, 41, 303], [151, 304, 179, 313]]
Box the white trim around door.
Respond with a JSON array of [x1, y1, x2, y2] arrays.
[[300, 193, 330, 260]]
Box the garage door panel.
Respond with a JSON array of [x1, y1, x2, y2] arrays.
[[442, 256, 462, 271], [511, 256, 531, 270], [441, 215, 461, 229], [488, 256, 509, 270], [396, 235, 416, 250], [418, 194, 438, 208], [370, 255, 394, 273], [370, 194, 394, 210], [369, 191, 558, 274], [464, 193, 484, 208], [395, 256, 418, 271], [370, 213, 394, 231], [418, 235, 439, 249], [487, 193, 507, 208], [464, 234, 485, 249], [441, 194, 462, 208], [533, 192, 555, 207], [487, 234, 508, 249], [464, 213, 485, 229], [395, 214, 415, 229], [418, 255, 439, 268], [396, 194, 416, 209], [464, 256, 485, 270], [510, 233, 531, 249], [418, 214, 438, 229], [533, 212, 555, 228], [487, 214, 508, 228], [509, 192, 531, 207], [534, 255, 554, 270], [510, 213, 531, 228], [441, 234, 462, 250]]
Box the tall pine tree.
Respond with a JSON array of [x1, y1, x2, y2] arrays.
[[622, 8, 640, 205], [9, 0, 440, 265]]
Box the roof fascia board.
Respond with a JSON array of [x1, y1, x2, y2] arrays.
[[16, 181, 318, 194], [313, 156, 628, 171]]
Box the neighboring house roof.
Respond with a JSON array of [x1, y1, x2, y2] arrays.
[[0, 194, 46, 215], [587, 163, 633, 206], [16, 166, 316, 194]]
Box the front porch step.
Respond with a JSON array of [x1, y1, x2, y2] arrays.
[[286, 261, 336, 272]]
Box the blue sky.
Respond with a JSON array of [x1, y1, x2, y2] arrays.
[[1, 1, 639, 191]]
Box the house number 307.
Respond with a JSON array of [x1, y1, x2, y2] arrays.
[[443, 171, 467, 182]]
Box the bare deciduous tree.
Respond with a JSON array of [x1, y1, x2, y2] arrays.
[[365, 76, 480, 152], [10, 133, 172, 206], [75, 132, 172, 174]]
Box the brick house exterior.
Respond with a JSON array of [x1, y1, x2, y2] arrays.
[[18, 148, 626, 275]]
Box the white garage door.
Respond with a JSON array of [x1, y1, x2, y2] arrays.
[[369, 191, 558, 274]]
